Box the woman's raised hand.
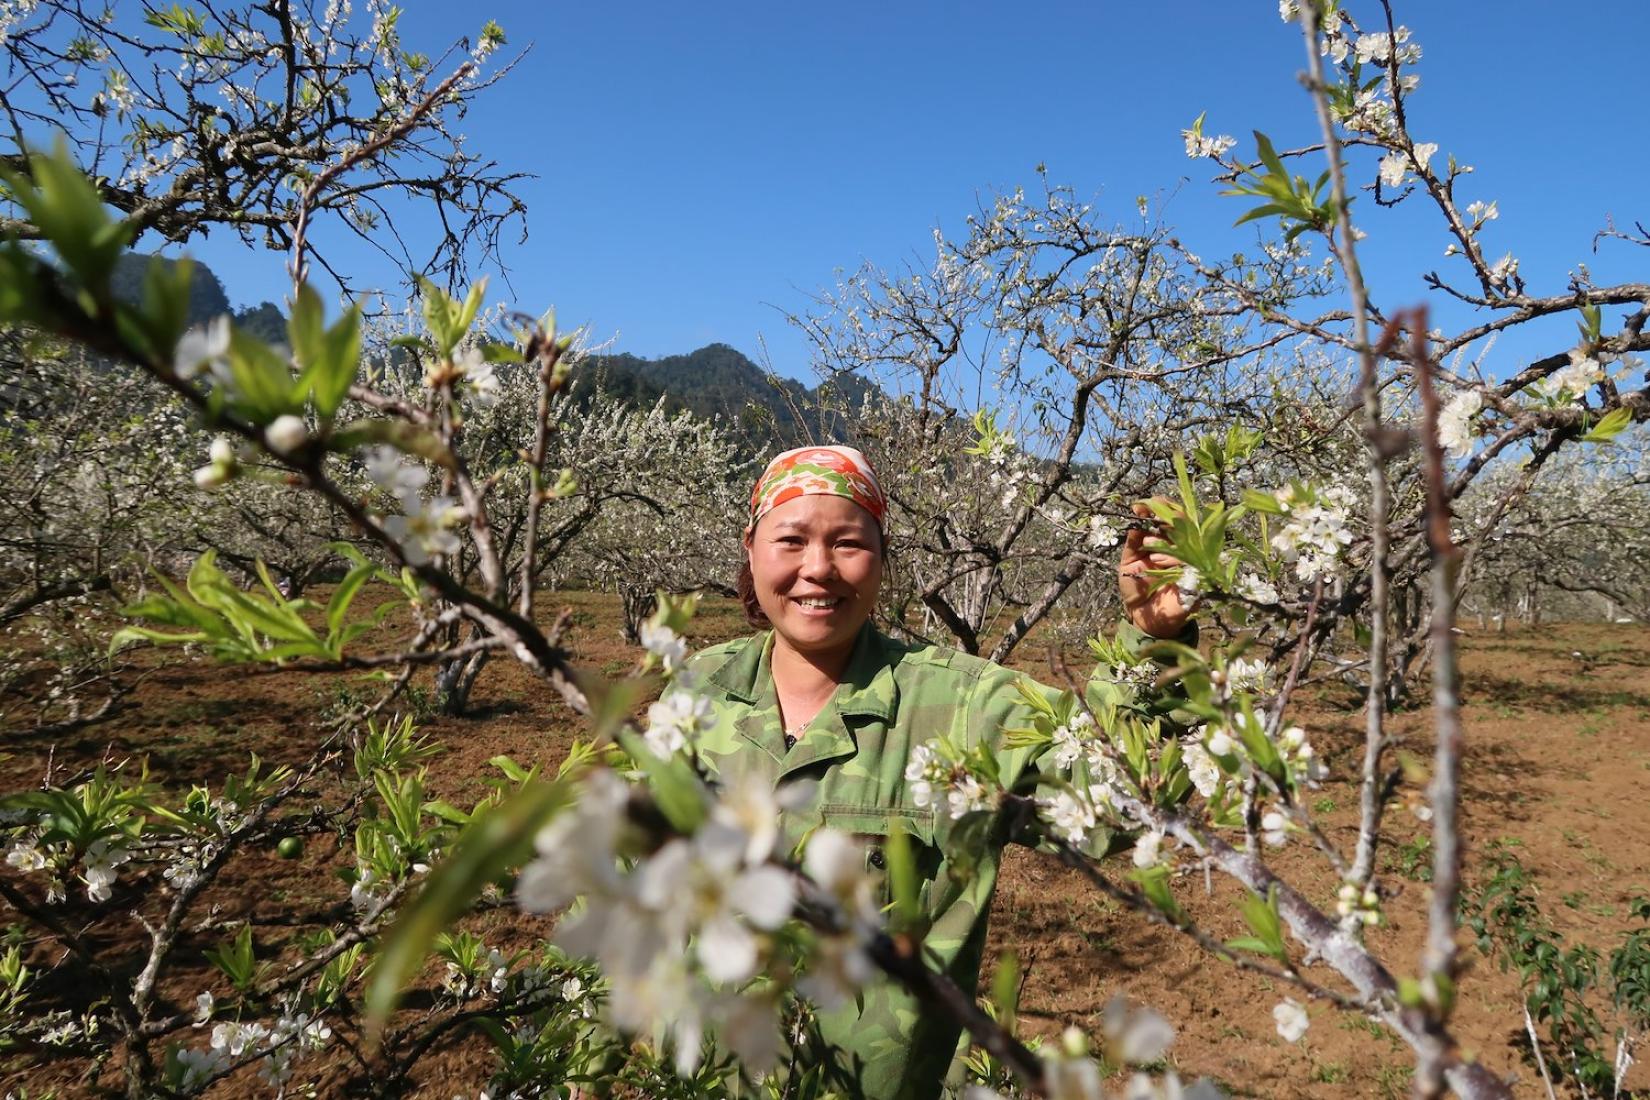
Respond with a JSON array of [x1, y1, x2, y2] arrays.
[[1119, 499, 1192, 639]]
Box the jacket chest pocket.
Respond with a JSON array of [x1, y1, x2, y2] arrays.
[[817, 804, 940, 912]]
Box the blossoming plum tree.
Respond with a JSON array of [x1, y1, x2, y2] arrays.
[[2, 3, 1649, 1099]]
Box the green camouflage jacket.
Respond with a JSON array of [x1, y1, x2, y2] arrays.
[[684, 619, 1181, 1100]]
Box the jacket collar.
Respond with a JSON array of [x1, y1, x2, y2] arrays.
[[707, 622, 899, 722]]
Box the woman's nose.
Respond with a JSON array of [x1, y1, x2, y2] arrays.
[[799, 541, 837, 580]]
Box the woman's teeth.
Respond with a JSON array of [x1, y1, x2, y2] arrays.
[[795, 597, 840, 609]]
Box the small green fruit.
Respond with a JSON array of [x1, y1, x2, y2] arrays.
[[276, 836, 304, 860]]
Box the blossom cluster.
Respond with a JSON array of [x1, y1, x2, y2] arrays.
[[964, 1002, 1223, 1099], [1532, 351, 1605, 405], [906, 741, 999, 820], [1204, 711, 1328, 798], [169, 1005, 333, 1090], [1437, 389, 1484, 457], [1335, 881, 1383, 927], [6, 834, 131, 904], [514, 770, 877, 1075], [1269, 484, 1356, 582], [364, 445, 465, 565]]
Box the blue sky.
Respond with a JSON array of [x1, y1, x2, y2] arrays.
[[189, 2, 1649, 382]]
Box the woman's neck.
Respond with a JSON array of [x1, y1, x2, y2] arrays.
[[769, 634, 855, 701]]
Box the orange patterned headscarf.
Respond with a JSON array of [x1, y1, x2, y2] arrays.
[[747, 445, 887, 534]]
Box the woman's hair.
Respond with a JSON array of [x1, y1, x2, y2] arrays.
[[735, 558, 769, 628]]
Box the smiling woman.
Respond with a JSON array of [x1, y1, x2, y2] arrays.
[[686, 445, 1193, 1099]]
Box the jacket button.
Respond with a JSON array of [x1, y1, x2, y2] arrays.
[[868, 848, 886, 870]]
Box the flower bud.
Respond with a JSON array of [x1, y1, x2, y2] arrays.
[[265, 415, 309, 454], [209, 436, 236, 465], [194, 464, 229, 490]]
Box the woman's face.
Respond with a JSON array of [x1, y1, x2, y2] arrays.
[[745, 494, 883, 661]]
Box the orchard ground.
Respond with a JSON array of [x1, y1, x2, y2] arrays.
[[4, 590, 1648, 1098]]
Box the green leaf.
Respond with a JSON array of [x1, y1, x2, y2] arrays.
[[332, 419, 455, 468], [325, 561, 377, 644], [1241, 488, 1286, 514], [1581, 406, 1632, 445], [289, 283, 362, 420], [488, 755, 533, 784], [990, 948, 1021, 1036], [617, 726, 706, 834], [1253, 130, 1287, 178], [1229, 884, 1288, 962], [365, 777, 573, 1033], [219, 323, 302, 422], [0, 140, 132, 291], [1130, 863, 1184, 923], [883, 822, 922, 930]]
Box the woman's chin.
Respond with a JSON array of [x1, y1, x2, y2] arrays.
[[774, 607, 862, 650]]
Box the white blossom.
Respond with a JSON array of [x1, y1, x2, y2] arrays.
[[264, 415, 309, 455], [455, 347, 502, 407], [1226, 657, 1271, 695], [636, 825, 796, 985], [1102, 997, 1176, 1065], [643, 689, 712, 758], [1050, 711, 1097, 770], [1236, 573, 1279, 604], [1040, 789, 1098, 845], [639, 621, 688, 672], [1087, 516, 1121, 549], [1175, 564, 1202, 599], [1378, 152, 1406, 188], [1180, 739, 1221, 798], [1437, 389, 1483, 456], [174, 317, 230, 380], [1261, 809, 1290, 847], [1273, 998, 1310, 1042], [1270, 486, 1355, 582], [382, 496, 463, 565], [364, 445, 429, 502], [1132, 828, 1165, 868], [1533, 354, 1603, 403]]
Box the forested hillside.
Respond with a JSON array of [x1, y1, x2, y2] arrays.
[[113, 253, 868, 451]]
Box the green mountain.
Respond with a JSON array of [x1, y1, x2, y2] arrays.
[[111, 253, 285, 341], [108, 255, 872, 452], [584, 343, 875, 452]]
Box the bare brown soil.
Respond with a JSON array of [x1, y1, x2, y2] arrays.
[[4, 592, 1647, 1098]]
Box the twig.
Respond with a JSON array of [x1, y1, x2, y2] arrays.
[[1524, 1003, 1559, 1100], [517, 325, 566, 619], [1297, 3, 1395, 901], [288, 64, 475, 288], [1411, 310, 1468, 1077]]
